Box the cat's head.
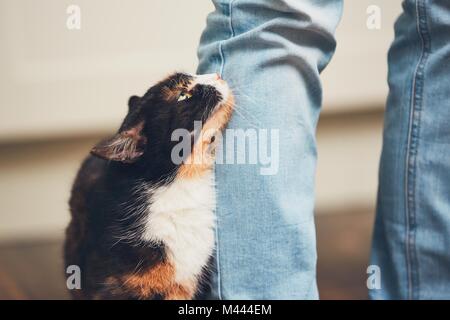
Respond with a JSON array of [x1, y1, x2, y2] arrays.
[[91, 72, 234, 175]]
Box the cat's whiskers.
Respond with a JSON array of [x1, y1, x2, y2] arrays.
[[227, 86, 266, 127], [229, 106, 260, 129], [226, 99, 263, 129]]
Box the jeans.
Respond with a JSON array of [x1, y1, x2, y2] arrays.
[[197, 0, 450, 299], [371, 0, 450, 299]]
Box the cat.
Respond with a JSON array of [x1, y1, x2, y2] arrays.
[[64, 72, 234, 299]]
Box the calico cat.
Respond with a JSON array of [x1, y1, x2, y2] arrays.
[[65, 72, 234, 299]]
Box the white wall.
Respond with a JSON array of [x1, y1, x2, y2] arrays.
[[0, 1, 402, 241]]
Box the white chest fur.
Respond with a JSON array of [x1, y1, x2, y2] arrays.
[[142, 171, 216, 283]]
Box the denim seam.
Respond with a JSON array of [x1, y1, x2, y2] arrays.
[[228, 0, 236, 38], [215, 0, 237, 300], [216, 41, 224, 299], [405, 0, 429, 300]]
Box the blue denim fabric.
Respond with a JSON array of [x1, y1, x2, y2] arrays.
[[197, 0, 450, 300], [370, 0, 450, 300], [197, 0, 343, 299]]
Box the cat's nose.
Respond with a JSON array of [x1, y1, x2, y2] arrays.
[[215, 73, 221, 80]]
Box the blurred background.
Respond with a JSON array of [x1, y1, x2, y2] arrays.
[[0, 0, 402, 299]]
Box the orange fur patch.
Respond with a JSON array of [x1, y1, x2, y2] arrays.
[[165, 283, 196, 300], [161, 86, 182, 101], [122, 262, 196, 300]]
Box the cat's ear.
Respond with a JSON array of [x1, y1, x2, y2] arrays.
[[128, 95, 140, 110], [91, 123, 147, 163]]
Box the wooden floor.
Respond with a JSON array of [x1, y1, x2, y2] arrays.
[[0, 211, 374, 300], [316, 210, 373, 299]]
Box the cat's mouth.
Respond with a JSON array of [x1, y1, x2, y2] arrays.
[[194, 73, 230, 102], [186, 73, 234, 153], [210, 80, 232, 116], [193, 73, 233, 123], [177, 75, 234, 178]]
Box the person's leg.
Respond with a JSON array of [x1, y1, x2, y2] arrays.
[[197, 0, 342, 299], [371, 0, 450, 299]]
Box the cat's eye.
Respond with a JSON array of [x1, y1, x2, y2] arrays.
[[178, 92, 192, 102]]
